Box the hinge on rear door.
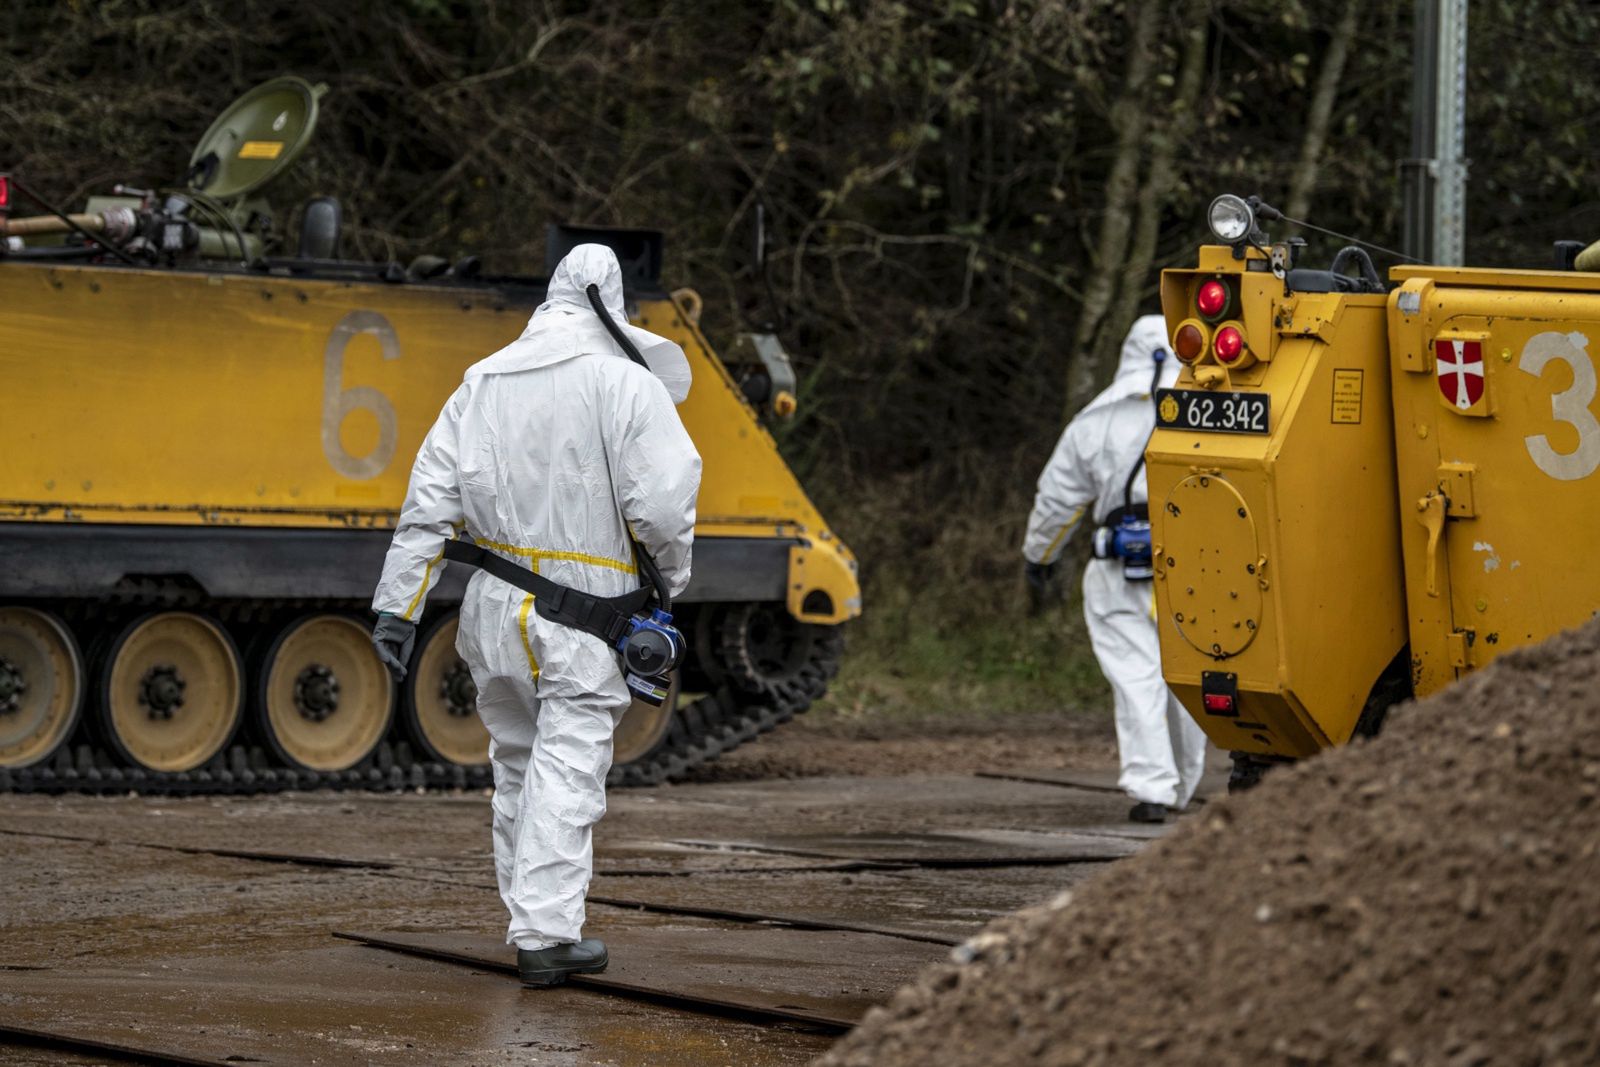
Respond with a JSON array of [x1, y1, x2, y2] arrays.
[[1447, 628, 1476, 670]]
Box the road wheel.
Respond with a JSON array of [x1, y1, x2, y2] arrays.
[[402, 611, 488, 767], [0, 607, 86, 769], [100, 611, 242, 772], [259, 614, 392, 772], [612, 673, 679, 769]]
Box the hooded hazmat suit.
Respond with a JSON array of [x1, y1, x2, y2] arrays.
[[372, 244, 701, 950], [1022, 315, 1208, 811]]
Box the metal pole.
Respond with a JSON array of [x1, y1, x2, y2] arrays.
[[1401, 0, 1437, 262], [1401, 0, 1468, 264], [1434, 0, 1468, 264]]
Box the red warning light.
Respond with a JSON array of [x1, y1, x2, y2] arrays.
[[1214, 325, 1245, 363], [1196, 279, 1229, 319], [1203, 693, 1235, 714], [0, 175, 10, 214]]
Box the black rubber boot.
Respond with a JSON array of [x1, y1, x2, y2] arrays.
[[1128, 801, 1168, 824], [517, 938, 609, 987]]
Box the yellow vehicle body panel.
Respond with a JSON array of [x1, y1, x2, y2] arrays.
[[1152, 249, 1407, 758], [1155, 251, 1600, 759], [0, 262, 859, 624], [1387, 267, 1600, 695]]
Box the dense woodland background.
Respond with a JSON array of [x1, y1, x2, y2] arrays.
[[4, 1, 1598, 713]]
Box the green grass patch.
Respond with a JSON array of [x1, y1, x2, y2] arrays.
[[814, 587, 1110, 724]]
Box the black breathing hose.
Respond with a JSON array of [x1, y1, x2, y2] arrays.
[[584, 282, 673, 612], [587, 283, 651, 369]]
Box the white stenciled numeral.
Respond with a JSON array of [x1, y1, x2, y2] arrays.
[[322, 310, 401, 480], [1519, 331, 1600, 482]]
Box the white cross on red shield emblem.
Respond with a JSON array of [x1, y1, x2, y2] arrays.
[[1435, 339, 1484, 410]]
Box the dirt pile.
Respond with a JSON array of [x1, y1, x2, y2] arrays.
[[818, 620, 1600, 1067]]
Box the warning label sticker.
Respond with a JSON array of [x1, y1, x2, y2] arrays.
[[238, 140, 285, 160], [1332, 369, 1363, 424]]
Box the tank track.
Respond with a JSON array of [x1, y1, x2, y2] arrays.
[[2, 597, 845, 796], [0, 739, 491, 796]]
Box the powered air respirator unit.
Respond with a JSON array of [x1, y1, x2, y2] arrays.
[[1090, 347, 1166, 582]]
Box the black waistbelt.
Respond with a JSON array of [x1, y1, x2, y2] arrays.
[[1097, 502, 1149, 528], [441, 539, 652, 645]]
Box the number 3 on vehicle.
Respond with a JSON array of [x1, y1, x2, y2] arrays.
[[1519, 330, 1600, 482]]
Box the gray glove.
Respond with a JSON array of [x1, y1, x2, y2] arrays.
[[1023, 560, 1059, 614], [371, 613, 417, 683]]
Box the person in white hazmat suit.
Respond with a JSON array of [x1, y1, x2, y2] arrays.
[[369, 244, 701, 986], [1022, 315, 1208, 824]]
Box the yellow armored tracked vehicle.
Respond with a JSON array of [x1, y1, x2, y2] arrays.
[[1150, 195, 1600, 788], [0, 78, 858, 791]]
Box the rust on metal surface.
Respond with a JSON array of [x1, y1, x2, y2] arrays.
[[336, 927, 943, 1032], [586, 892, 961, 946], [975, 768, 1125, 793], [976, 764, 1230, 798], [0, 1021, 242, 1067], [595, 858, 911, 877], [0, 944, 832, 1067], [670, 829, 1143, 866], [0, 827, 397, 868]]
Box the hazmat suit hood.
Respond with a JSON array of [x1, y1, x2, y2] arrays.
[[1082, 315, 1177, 414], [464, 243, 693, 404]]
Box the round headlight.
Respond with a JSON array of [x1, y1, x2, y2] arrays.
[[1208, 195, 1254, 243]]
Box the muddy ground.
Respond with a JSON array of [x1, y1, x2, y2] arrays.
[[0, 710, 1179, 1067], [680, 710, 1118, 783], [821, 621, 1600, 1067]]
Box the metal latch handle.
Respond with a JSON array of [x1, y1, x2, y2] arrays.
[[1416, 491, 1449, 598]]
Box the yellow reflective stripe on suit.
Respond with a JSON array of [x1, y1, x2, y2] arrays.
[[402, 549, 445, 621], [472, 537, 637, 576], [1041, 506, 1084, 564], [517, 593, 541, 681]]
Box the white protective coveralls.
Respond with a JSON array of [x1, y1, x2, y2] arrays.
[[1022, 315, 1208, 809], [372, 244, 701, 949]]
